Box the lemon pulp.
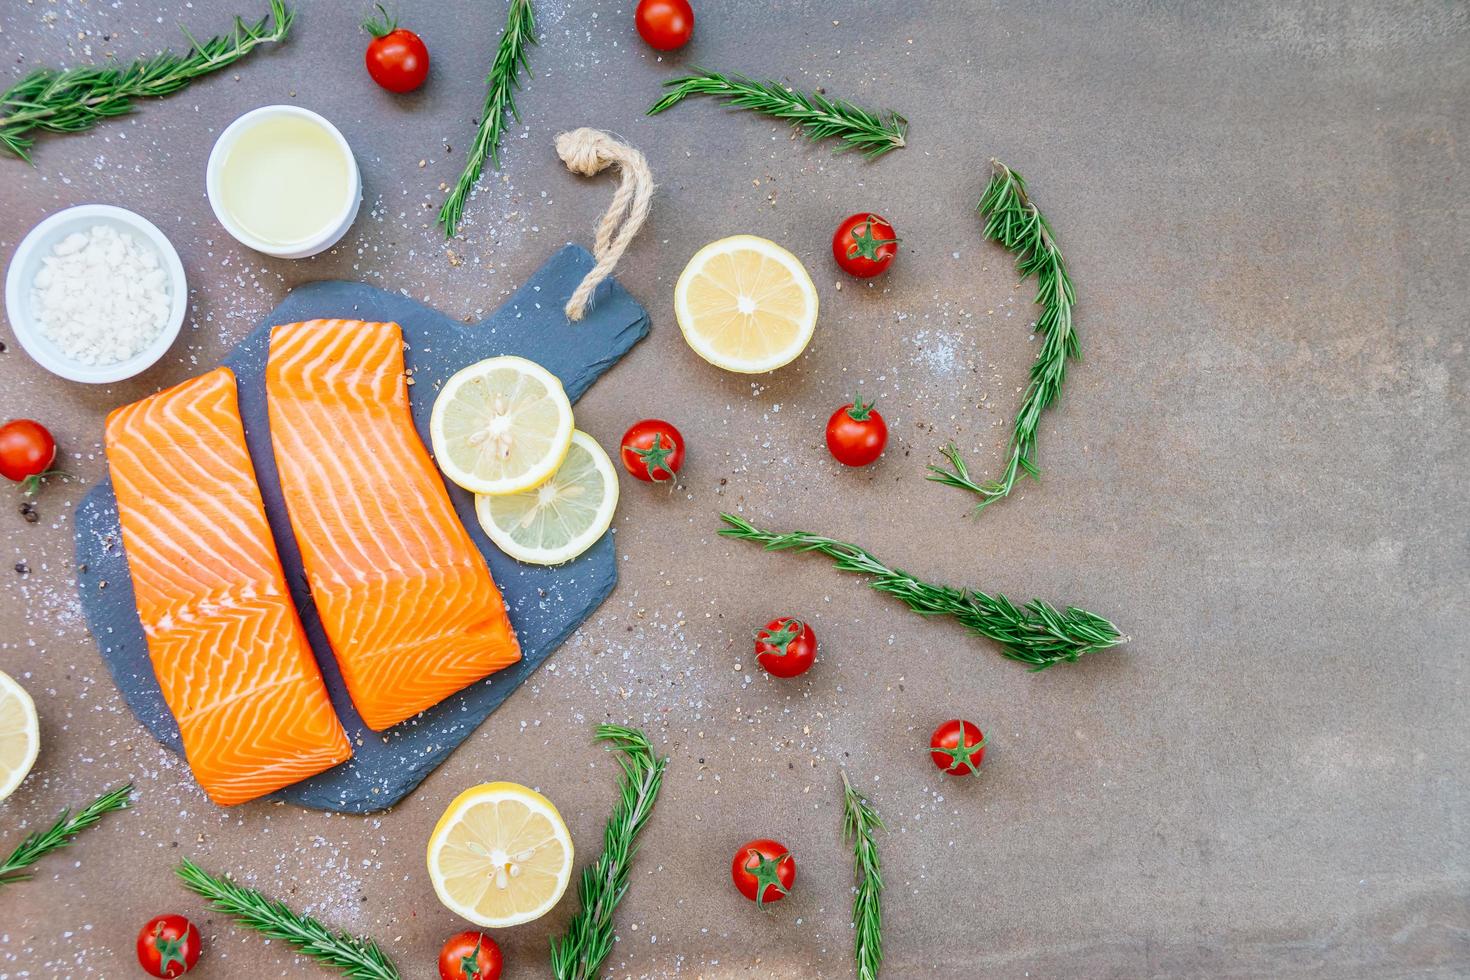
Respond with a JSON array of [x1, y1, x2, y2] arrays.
[[476, 431, 618, 565], [674, 235, 818, 373], [426, 782, 574, 927], [430, 356, 575, 495], [0, 669, 40, 802]]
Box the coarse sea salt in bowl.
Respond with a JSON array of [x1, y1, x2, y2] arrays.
[[4, 204, 187, 384]]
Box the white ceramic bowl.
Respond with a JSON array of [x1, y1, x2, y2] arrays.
[[206, 105, 362, 259], [4, 204, 188, 384]]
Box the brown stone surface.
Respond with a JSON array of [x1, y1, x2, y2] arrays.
[[1, 2, 1467, 977]]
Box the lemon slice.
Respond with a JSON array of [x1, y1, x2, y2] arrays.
[[427, 782, 574, 928], [475, 430, 619, 566], [430, 356, 575, 495], [674, 234, 819, 374], [0, 669, 39, 802]]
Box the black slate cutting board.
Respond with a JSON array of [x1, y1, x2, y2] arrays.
[[75, 244, 649, 812]]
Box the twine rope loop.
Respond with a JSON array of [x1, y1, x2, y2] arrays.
[[555, 127, 654, 321]]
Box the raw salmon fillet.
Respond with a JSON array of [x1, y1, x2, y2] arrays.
[[105, 368, 351, 806], [267, 320, 521, 731]]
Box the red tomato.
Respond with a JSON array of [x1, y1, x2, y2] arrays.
[[754, 618, 816, 678], [363, 6, 430, 93], [438, 931, 502, 980], [0, 419, 57, 488], [731, 839, 795, 908], [620, 419, 685, 482], [636, 0, 695, 51], [832, 213, 898, 278], [135, 914, 201, 978], [930, 719, 986, 776], [825, 398, 887, 467]]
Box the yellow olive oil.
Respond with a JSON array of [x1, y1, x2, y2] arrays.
[[218, 114, 351, 247]]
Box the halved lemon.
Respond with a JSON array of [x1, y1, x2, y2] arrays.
[[674, 234, 819, 373], [0, 669, 40, 802], [430, 356, 575, 495], [475, 430, 619, 566], [427, 782, 574, 928]]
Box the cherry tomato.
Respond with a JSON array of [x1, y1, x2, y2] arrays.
[[363, 6, 430, 93], [930, 719, 986, 776], [754, 618, 816, 678], [825, 397, 887, 467], [635, 0, 695, 51], [620, 419, 685, 482], [731, 839, 795, 908], [832, 213, 898, 278], [438, 931, 502, 980], [0, 419, 58, 491], [135, 914, 201, 978]]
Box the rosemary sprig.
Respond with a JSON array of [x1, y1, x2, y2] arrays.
[[718, 514, 1124, 669], [842, 772, 884, 980], [648, 68, 906, 158], [0, 784, 132, 887], [925, 442, 989, 499], [928, 159, 1080, 513], [0, 1, 293, 162], [550, 724, 668, 980], [438, 0, 536, 238], [175, 858, 401, 980]]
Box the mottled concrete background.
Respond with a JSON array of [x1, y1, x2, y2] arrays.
[[1, 2, 1466, 977]]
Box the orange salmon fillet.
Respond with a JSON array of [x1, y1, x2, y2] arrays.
[[105, 368, 352, 806], [266, 320, 521, 731]]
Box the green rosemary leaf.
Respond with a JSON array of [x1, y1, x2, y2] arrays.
[[928, 159, 1081, 513], [718, 513, 1125, 669], [0, 1, 294, 162], [549, 724, 668, 980], [175, 858, 401, 980], [439, 0, 537, 237], [648, 68, 905, 158], [842, 772, 884, 980], [0, 784, 132, 886]]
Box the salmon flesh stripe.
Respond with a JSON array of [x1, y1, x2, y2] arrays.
[[267, 320, 521, 731], [105, 368, 351, 806]]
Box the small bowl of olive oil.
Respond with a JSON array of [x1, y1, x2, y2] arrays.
[[206, 105, 361, 259]]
